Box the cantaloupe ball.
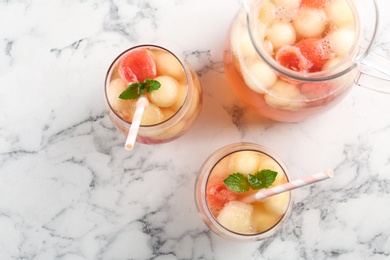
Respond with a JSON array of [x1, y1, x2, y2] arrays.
[[265, 80, 305, 109], [217, 201, 254, 234], [110, 66, 122, 81], [262, 192, 290, 216], [149, 75, 178, 108], [326, 0, 354, 27], [107, 78, 133, 111], [161, 107, 175, 121], [228, 151, 261, 175], [210, 156, 231, 180], [293, 9, 327, 38], [266, 22, 296, 50], [155, 51, 185, 82], [327, 27, 355, 56], [259, 0, 276, 24], [252, 204, 282, 233], [242, 59, 278, 94], [262, 39, 274, 56], [141, 103, 164, 125]]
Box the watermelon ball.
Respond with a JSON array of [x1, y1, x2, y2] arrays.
[[276, 38, 329, 73], [206, 178, 238, 217], [119, 48, 157, 83]]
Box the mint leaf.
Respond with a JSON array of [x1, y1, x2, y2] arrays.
[[119, 79, 160, 100], [223, 173, 250, 193], [145, 79, 161, 92], [249, 169, 277, 190]]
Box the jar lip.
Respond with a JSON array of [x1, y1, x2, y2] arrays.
[[197, 142, 293, 241], [104, 44, 192, 131], [245, 0, 377, 82]]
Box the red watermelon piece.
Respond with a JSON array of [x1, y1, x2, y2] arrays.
[[206, 178, 237, 217], [119, 49, 157, 83], [276, 38, 329, 73]]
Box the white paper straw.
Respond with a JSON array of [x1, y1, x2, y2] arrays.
[[242, 170, 334, 204], [125, 95, 148, 150]]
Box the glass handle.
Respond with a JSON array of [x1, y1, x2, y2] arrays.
[[356, 51, 390, 94]]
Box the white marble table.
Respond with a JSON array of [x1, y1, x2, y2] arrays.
[[1, 0, 390, 259]]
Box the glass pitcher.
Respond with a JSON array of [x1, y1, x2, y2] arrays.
[[223, 0, 390, 122]]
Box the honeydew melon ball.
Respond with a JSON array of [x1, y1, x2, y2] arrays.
[[141, 103, 164, 125], [228, 151, 261, 175], [252, 204, 282, 233], [293, 9, 327, 38], [149, 76, 178, 108], [322, 57, 343, 71], [262, 192, 290, 215], [327, 27, 355, 56], [272, 0, 300, 21], [217, 201, 254, 234], [326, 0, 354, 27], [155, 51, 185, 82], [265, 80, 305, 110], [107, 78, 133, 111], [242, 59, 278, 94], [259, 0, 277, 24], [266, 22, 296, 50], [169, 82, 187, 112], [240, 29, 259, 60]]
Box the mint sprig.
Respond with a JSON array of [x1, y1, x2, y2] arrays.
[[223, 169, 278, 193], [119, 79, 160, 100]]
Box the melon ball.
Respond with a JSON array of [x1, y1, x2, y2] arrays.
[[292, 9, 327, 38], [322, 57, 343, 71], [107, 78, 133, 111], [326, 0, 354, 27], [272, 0, 300, 21], [265, 80, 305, 109], [327, 27, 355, 56], [228, 151, 261, 175], [217, 201, 254, 234], [266, 22, 296, 50], [259, 0, 277, 24], [237, 28, 259, 60], [169, 82, 187, 111], [141, 103, 164, 125], [149, 76, 178, 107], [211, 156, 231, 180], [155, 51, 185, 82], [252, 204, 282, 233], [262, 192, 290, 216], [242, 59, 278, 94]]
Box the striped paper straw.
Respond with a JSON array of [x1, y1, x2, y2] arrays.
[[125, 95, 148, 150], [242, 170, 334, 204]]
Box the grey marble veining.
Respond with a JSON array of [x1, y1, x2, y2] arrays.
[[1, 0, 390, 259]]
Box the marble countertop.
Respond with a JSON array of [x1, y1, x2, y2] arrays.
[[2, 0, 390, 259]]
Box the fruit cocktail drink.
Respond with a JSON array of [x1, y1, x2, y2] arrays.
[[224, 0, 360, 122], [105, 45, 202, 144], [195, 143, 292, 242]]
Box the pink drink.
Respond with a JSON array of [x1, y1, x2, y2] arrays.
[[195, 143, 292, 242], [105, 45, 202, 144], [224, 0, 360, 122]]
